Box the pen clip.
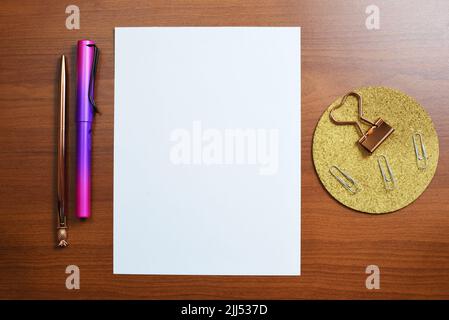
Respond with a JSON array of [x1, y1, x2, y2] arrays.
[[87, 44, 100, 115]]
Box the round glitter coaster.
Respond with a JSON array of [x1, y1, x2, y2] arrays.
[[312, 87, 439, 214]]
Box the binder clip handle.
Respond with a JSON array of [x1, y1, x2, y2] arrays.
[[329, 91, 376, 136]]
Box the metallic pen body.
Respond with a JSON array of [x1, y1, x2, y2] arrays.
[[57, 55, 68, 246]]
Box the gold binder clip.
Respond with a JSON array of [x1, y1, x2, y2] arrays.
[[329, 92, 394, 154], [329, 165, 360, 194], [377, 155, 396, 191], [413, 132, 427, 169]]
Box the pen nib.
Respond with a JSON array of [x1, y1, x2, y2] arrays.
[[57, 240, 69, 247], [56, 227, 69, 248]]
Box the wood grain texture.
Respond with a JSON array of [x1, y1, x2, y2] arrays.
[[0, 0, 449, 299]]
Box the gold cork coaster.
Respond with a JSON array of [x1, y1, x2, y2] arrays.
[[312, 87, 439, 214]]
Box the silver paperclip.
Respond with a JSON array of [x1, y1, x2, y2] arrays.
[[377, 155, 396, 190], [413, 132, 427, 169], [329, 165, 360, 194]]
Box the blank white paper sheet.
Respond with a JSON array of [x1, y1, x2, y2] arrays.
[[114, 27, 300, 275]]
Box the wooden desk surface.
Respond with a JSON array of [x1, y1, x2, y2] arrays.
[[1, 0, 448, 299]]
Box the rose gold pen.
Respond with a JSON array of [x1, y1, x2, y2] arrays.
[[57, 55, 69, 247]]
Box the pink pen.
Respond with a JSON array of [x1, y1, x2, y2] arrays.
[[76, 40, 99, 219]]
